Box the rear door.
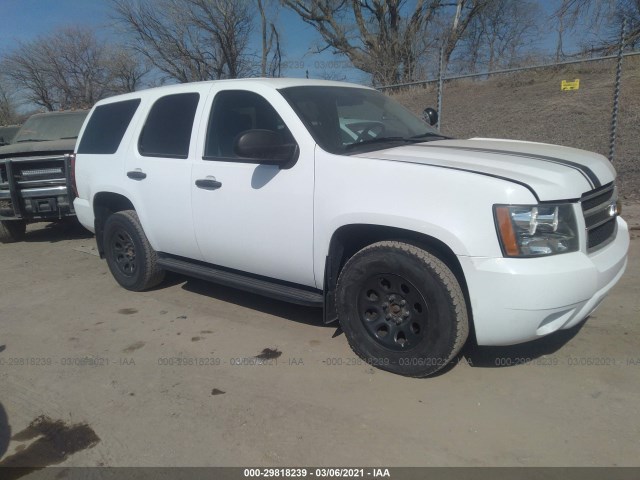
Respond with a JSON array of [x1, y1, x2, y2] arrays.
[[125, 85, 211, 260]]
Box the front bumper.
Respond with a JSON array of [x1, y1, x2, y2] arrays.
[[459, 217, 630, 345], [0, 186, 74, 220], [0, 156, 75, 220]]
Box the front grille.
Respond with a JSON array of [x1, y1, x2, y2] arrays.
[[587, 217, 617, 249], [581, 188, 614, 211], [581, 182, 617, 251]]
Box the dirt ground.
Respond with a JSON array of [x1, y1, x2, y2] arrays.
[[0, 209, 639, 469]]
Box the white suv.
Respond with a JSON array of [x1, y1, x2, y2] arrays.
[[72, 78, 629, 377]]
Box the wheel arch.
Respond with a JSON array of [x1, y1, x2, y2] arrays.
[[93, 191, 136, 257], [322, 224, 473, 336]]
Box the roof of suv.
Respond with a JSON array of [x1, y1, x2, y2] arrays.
[[93, 77, 374, 106]]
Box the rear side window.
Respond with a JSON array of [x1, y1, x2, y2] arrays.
[[138, 93, 199, 159], [77, 99, 140, 154]]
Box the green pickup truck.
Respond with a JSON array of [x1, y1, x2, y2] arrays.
[[0, 110, 87, 242]]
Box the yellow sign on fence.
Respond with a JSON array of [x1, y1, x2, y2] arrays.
[[561, 79, 580, 91]]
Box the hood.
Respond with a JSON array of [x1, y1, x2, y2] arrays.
[[0, 138, 77, 159], [358, 138, 616, 201]]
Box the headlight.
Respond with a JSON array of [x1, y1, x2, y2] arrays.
[[494, 204, 579, 257]]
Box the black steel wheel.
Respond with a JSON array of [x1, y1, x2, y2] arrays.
[[358, 273, 428, 351], [103, 210, 165, 291], [110, 229, 137, 277], [336, 241, 469, 377]]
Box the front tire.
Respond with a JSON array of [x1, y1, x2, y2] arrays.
[[103, 210, 165, 291], [0, 220, 26, 243], [336, 241, 469, 377]]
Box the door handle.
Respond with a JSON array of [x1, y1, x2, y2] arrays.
[[195, 176, 222, 190], [127, 169, 147, 180]]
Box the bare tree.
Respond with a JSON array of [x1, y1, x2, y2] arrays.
[[555, 0, 616, 19], [0, 80, 19, 125], [257, 0, 282, 77], [551, 0, 639, 57], [318, 70, 348, 81], [112, 0, 254, 82], [48, 27, 111, 108], [105, 47, 150, 93], [553, 0, 588, 60], [457, 0, 540, 71], [283, 0, 432, 85], [3, 27, 108, 110], [619, 0, 640, 48], [2, 26, 147, 111], [442, 0, 492, 67], [187, 0, 254, 78], [603, 0, 640, 50], [458, 9, 485, 73], [3, 37, 59, 111], [283, 0, 489, 86]]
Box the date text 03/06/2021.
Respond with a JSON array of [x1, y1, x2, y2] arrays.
[[243, 468, 390, 478]]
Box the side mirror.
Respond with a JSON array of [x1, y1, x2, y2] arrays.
[[423, 107, 438, 127], [234, 129, 298, 167]]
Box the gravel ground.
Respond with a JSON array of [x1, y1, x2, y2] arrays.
[[0, 217, 639, 468]]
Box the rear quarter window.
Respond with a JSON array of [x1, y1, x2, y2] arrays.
[[138, 93, 200, 159], [77, 99, 141, 154]]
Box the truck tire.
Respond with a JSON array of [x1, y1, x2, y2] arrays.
[[103, 210, 165, 291], [336, 241, 469, 377], [0, 220, 26, 243]]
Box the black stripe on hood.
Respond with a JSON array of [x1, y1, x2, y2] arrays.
[[364, 156, 541, 201], [415, 144, 601, 188]]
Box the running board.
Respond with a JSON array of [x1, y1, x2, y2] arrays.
[[157, 255, 323, 307]]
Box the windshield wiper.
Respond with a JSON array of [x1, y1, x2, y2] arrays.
[[16, 138, 47, 143], [59, 136, 78, 140], [345, 136, 407, 150], [345, 132, 451, 151], [406, 132, 450, 141]]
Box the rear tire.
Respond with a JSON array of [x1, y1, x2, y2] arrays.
[[0, 220, 26, 243], [103, 210, 165, 291], [336, 241, 468, 377]]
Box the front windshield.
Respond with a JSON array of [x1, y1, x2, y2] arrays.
[[13, 111, 88, 143], [279, 86, 443, 154]]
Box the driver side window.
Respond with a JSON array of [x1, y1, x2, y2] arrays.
[[204, 90, 295, 161]]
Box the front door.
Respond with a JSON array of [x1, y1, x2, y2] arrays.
[[191, 88, 316, 287]]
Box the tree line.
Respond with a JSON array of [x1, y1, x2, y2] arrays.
[[1, 0, 638, 125]]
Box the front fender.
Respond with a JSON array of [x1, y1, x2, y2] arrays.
[[313, 149, 537, 288]]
